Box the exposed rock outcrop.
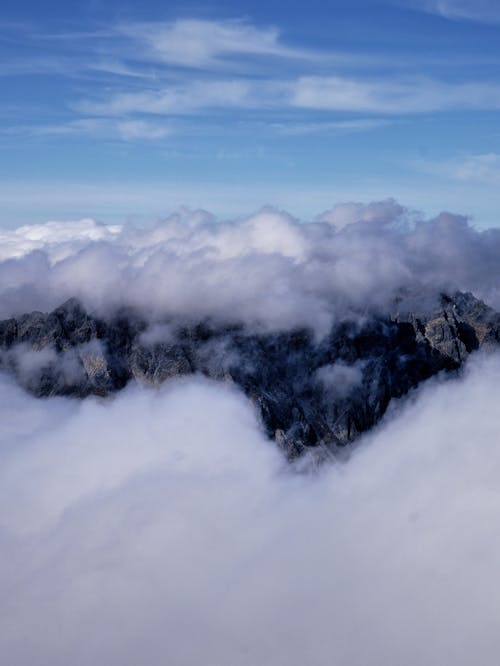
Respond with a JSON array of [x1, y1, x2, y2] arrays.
[[1, 291, 499, 458]]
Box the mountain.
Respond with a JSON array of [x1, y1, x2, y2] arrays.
[[1, 290, 499, 459]]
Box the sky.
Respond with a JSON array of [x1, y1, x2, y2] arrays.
[[1, 0, 500, 225]]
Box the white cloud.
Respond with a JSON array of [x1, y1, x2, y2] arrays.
[[291, 75, 500, 113], [0, 201, 500, 332], [74, 74, 500, 119], [316, 199, 406, 228], [421, 153, 500, 186], [31, 118, 111, 136], [116, 119, 171, 140], [21, 118, 172, 142], [414, 0, 500, 23], [0, 219, 121, 262], [7, 17, 500, 137], [75, 78, 278, 116], [88, 59, 157, 79], [1, 352, 500, 664], [269, 118, 392, 135], [117, 18, 314, 69]]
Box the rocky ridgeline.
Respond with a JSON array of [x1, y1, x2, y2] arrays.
[[1, 291, 499, 458]]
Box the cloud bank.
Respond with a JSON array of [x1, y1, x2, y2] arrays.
[[0, 201, 500, 334], [1, 351, 500, 665]]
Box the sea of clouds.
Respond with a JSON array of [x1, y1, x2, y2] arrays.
[[2, 200, 500, 665], [2, 354, 500, 665]]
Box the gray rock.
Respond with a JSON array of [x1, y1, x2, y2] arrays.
[[1, 291, 499, 458]]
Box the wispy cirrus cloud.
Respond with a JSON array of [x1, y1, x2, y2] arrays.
[[115, 119, 171, 140], [269, 118, 393, 135], [4, 15, 500, 139], [0, 56, 157, 80], [420, 153, 500, 185], [115, 18, 316, 70], [1, 17, 316, 82], [3, 8, 500, 211], [411, 0, 500, 23], [0, 18, 393, 83], [291, 75, 500, 113], [75, 79, 281, 116], [74, 74, 500, 118], [6, 118, 172, 141]]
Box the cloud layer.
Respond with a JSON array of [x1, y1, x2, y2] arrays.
[[1, 351, 500, 665], [0, 201, 500, 334]]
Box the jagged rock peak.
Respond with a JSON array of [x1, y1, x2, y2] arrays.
[[1, 290, 499, 459]]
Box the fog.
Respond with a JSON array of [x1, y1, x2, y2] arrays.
[[2, 201, 500, 665]]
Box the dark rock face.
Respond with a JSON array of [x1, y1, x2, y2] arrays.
[[1, 291, 499, 458]]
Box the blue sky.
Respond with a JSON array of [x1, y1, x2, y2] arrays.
[[2, 0, 500, 226]]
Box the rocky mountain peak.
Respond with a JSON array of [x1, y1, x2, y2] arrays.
[[1, 289, 499, 459]]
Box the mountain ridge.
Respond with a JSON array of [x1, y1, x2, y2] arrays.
[[1, 290, 499, 459]]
